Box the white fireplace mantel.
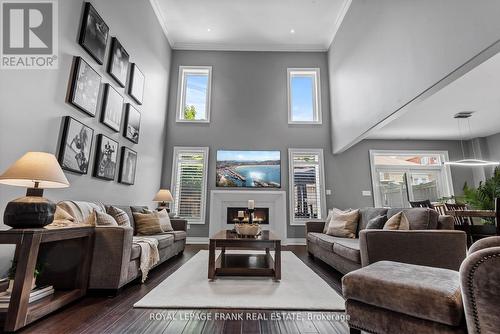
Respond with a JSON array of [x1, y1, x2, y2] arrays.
[[208, 190, 287, 241]]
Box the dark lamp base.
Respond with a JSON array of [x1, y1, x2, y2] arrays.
[[156, 205, 170, 213], [4, 196, 56, 228]]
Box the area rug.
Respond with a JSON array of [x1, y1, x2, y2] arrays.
[[134, 250, 345, 310]]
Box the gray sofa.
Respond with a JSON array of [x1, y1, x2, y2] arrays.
[[69, 203, 188, 291], [306, 208, 465, 274]]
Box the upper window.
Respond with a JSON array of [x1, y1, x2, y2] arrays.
[[287, 68, 321, 124], [288, 148, 326, 225], [176, 66, 212, 123], [171, 147, 209, 224]]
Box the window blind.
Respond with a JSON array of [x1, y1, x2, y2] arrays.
[[172, 148, 208, 222], [290, 151, 324, 221]]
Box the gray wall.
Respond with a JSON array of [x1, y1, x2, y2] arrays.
[[483, 132, 500, 179], [161, 51, 332, 239], [161, 50, 474, 239], [328, 0, 500, 153], [485, 133, 500, 162], [0, 0, 171, 275]]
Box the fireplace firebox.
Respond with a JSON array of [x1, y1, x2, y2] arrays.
[[226, 207, 269, 224]]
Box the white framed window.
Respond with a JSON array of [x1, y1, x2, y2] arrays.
[[171, 147, 209, 224], [369, 150, 454, 208], [287, 68, 321, 124], [176, 66, 212, 123], [288, 148, 326, 225]]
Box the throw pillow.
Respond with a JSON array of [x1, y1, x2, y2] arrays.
[[107, 206, 131, 227], [323, 208, 353, 233], [365, 215, 387, 229], [326, 209, 360, 238], [130, 206, 150, 214], [322, 209, 334, 233], [133, 211, 166, 235], [95, 211, 119, 226], [383, 212, 410, 230], [157, 209, 174, 232]]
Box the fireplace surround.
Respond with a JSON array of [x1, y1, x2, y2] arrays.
[[209, 190, 287, 241]]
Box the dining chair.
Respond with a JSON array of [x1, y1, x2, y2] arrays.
[[445, 203, 471, 225], [409, 199, 434, 209], [445, 203, 473, 246], [433, 203, 447, 216]]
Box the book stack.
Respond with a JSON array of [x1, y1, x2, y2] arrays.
[[0, 285, 54, 309]]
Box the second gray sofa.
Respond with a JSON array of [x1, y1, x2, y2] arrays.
[[306, 207, 466, 274]]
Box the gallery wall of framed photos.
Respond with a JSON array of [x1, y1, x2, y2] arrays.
[[59, 1, 145, 186]]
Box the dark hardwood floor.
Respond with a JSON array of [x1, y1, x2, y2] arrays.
[[4, 245, 349, 334]]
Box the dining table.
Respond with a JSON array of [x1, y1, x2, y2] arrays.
[[445, 209, 498, 236]]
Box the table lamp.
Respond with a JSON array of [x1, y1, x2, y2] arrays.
[[153, 189, 173, 212], [0, 152, 70, 228]]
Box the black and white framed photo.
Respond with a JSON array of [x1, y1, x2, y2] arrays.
[[119, 147, 137, 185], [78, 2, 109, 64], [101, 83, 124, 132], [128, 63, 145, 104], [123, 104, 141, 143], [58, 116, 94, 174], [107, 37, 129, 87], [93, 134, 118, 180], [68, 56, 101, 117]]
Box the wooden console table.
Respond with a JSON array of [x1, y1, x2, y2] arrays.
[[0, 226, 94, 332]]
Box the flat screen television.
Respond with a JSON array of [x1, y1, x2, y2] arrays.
[[216, 150, 281, 188]]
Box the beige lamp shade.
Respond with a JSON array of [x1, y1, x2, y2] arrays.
[[153, 189, 173, 202], [0, 152, 70, 189]]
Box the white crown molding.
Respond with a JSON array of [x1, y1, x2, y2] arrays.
[[172, 42, 328, 52], [327, 0, 352, 49], [149, 0, 175, 46]]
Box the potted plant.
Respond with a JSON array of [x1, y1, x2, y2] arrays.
[[461, 168, 500, 235], [462, 168, 500, 213], [6, 261, 43, 293]]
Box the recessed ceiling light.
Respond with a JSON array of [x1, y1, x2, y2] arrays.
[[290, 28, 295, 34], [207, 28, 211, 32]]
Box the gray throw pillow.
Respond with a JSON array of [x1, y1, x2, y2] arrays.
[[365, 215, 387, 229], [107, 206, 131, 227], [130, 206, 150, 213]]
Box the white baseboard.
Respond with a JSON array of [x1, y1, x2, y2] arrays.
[[186, 237, 306, 246], [285, 238, 306, 246], [186, 237, 209, 244]]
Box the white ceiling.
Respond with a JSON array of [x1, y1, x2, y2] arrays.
[[369, 51, 500, 140], [150, 0, 350, 51]]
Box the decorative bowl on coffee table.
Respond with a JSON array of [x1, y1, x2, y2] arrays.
[[235, 223, 261, 236]]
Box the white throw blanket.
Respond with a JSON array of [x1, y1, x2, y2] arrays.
[[132, 236, 160, 283]]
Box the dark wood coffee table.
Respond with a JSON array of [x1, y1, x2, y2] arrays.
[[208, 230, 281, 281]]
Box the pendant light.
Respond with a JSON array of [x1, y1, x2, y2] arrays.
[[444, 112, 500, 167]]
